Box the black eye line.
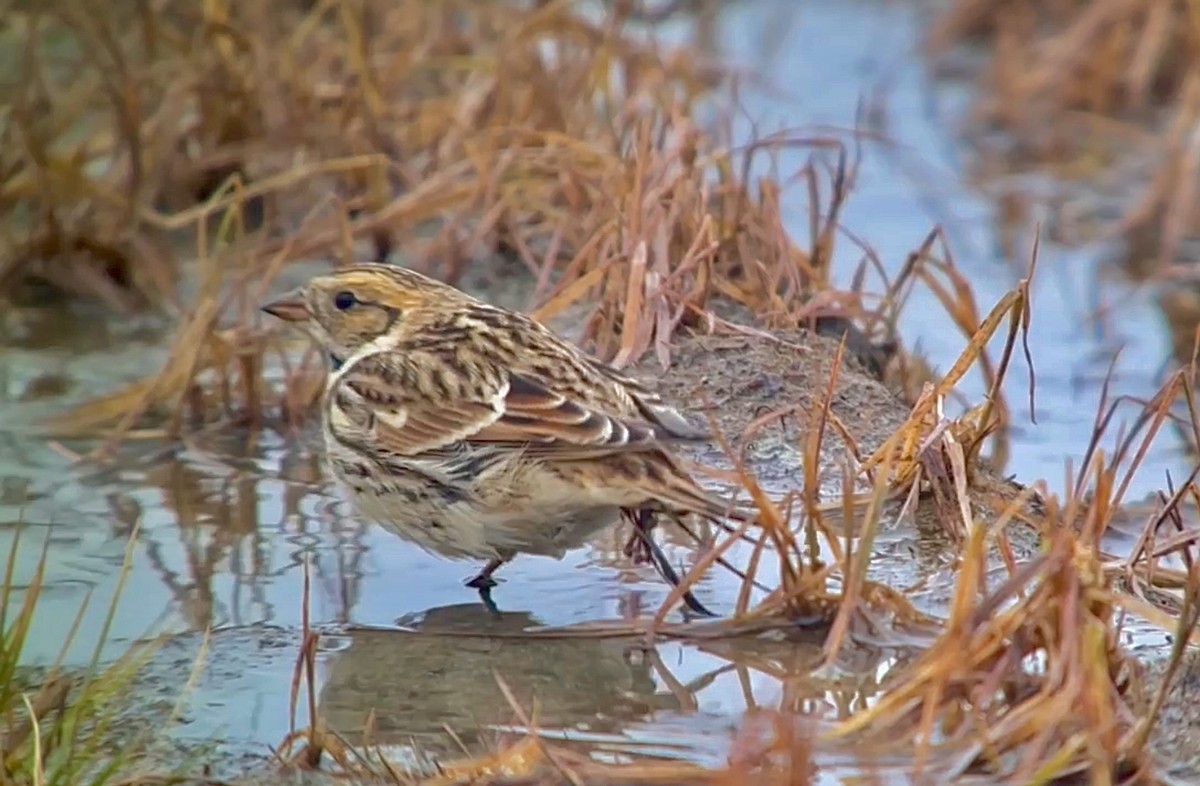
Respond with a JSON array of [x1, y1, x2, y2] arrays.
[[354, 298, 390, 313], [342, 296, 402, 330], [383, 306, 402, 332]]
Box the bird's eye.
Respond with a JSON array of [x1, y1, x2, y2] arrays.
[[333, 291, 357, 311]]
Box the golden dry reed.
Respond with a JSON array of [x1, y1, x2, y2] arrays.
[[10, 0, 882, 452], [925, 0, 1200, 278]]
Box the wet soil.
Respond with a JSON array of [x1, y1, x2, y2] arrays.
[[632, 328, 910, 496], [1145, 651, 1200, 782]]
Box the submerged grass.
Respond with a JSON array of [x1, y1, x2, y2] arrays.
[[0, 524, 177, 785]]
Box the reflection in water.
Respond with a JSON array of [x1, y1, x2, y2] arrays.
[[135, 435, 382, 631], [320, 609, 661, 756], [315, 601, 905, 766], [0, 416, 1029, 770], [1, 424, 748, 664]]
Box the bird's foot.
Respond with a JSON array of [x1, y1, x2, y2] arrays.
[[464, 573, 499, 590], [464, 556, 507, 590], [622, 531, 655, 565], [622, 508, 658, 565]]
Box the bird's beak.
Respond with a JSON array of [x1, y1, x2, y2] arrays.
[[261, 289, 310, 322]]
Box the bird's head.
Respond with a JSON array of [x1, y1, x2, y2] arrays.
[[261, 263, 470, 369]]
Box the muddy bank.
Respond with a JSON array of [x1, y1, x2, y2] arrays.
[[630, 324, 1044, 610], [632, 328, 910, 496], [1145, 650, 1200, 782]]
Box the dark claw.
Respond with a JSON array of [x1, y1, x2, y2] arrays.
[[464, 556, 507, 590]]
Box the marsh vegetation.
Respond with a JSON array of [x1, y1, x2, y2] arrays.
[[3, 1, 1200, 784]]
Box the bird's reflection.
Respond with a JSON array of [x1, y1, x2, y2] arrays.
[[315, 600, 907, 763], [25, 424, 732, 636], [319, 603, 661, 757], [6, 415, 913, 767]]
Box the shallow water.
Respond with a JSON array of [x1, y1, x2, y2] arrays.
[[1, 0, 1188, 779]]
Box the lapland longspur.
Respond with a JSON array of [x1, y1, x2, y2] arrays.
[[263, 263, 749, 606]]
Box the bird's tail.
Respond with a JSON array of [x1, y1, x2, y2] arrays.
[[653, 457, 761, 525]]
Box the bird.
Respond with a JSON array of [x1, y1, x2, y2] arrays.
[[261, 262, 752, 611]]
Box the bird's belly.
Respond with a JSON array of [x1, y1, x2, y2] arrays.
[[329, 453, 623, 561], [348, 486, 622, 560]]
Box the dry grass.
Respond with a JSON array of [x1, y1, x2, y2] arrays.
[[10, 0, 890, 456], [12, 1, 1200, 783], [924, 0, 1200, 280]]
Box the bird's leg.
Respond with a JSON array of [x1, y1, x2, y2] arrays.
[[466, 557, 509, 615], [465, 557, 507, 589], [476, 586, 501, 616], [626, 508, 717, 618], [622, 508, 657, 564], [662, 509, 773, 594]]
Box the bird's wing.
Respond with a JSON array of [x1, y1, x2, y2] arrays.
[[333, 350, 506, 456], [472, 372, 667, 457], [586, 357, 711, 441], [335, 350, 669, 459]]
